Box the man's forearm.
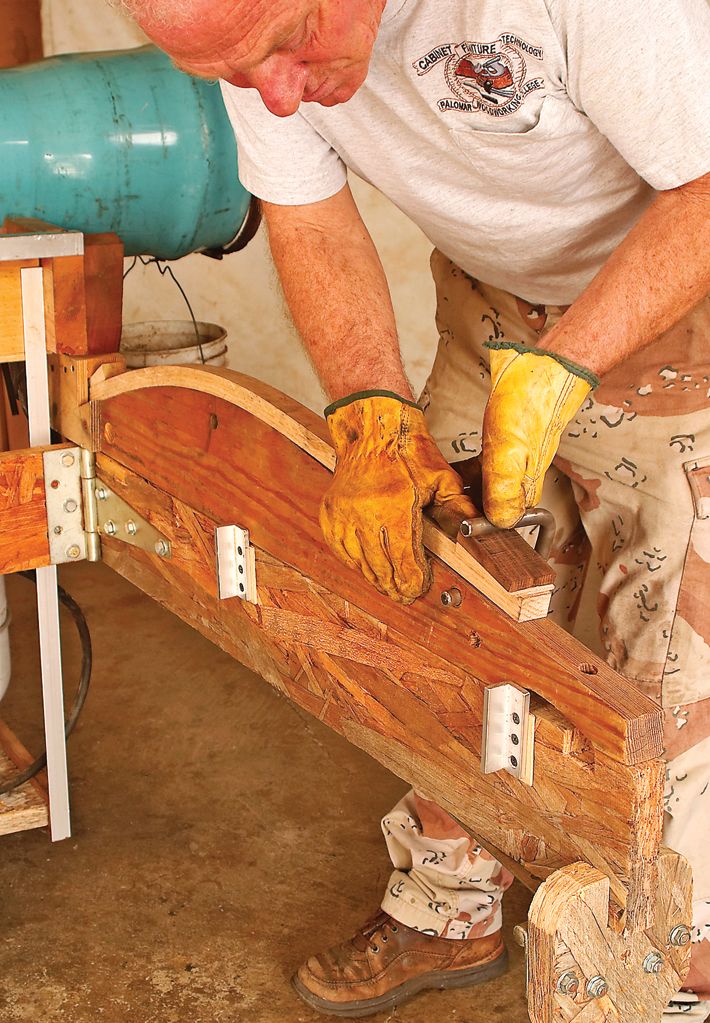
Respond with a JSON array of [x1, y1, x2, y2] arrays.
[[263, 184, 413, 402], [542, 171, 710, 376]]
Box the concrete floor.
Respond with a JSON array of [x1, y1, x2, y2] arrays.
[[0, 563, 531, 1022]]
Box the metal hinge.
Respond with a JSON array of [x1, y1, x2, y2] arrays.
[[481, 682, 535, 786], [79, 451, 172, 561]]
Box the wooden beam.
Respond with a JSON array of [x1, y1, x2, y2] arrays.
[[0, 447, 50, 573], [91, 369, 663, 767], [0, 0, 43, 68], [2, 218, 124, 357], [95, 452, 664, 929]]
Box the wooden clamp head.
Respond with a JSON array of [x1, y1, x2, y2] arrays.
[[526, 849, 693, 1023]]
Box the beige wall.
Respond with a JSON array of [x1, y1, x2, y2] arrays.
[[41, 0, 437, 412]]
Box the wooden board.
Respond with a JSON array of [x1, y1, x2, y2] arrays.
[[0, 261, 39, 363], [0, 719, 49, 836], [94, 442, 665, 930], [0, 0, 43, 68], [527, 850, 692, 1022], [0, 447, 50, 573], [91, 368, 663, 767], [49, 352, 126, 450], [2, 218, 124, 356]]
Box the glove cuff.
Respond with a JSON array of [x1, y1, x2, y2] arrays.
[[324, 389, 421, 419], [484, 340, 600, 390]]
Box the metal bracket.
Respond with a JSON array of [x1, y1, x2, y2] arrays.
[[481, 682, 534, 785], [215, 525, 258, 603], [43, 447, 87, 565], [93, 479, 172, 559]]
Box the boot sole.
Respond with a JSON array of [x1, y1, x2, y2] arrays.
[[292, 946, 509, 1019]]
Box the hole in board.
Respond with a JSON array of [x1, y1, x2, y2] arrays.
[[239, 583, 245, 592], [238, 565, 244, 574], [237, 546, 243, 556]]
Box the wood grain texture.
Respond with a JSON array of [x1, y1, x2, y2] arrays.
[[0, 266, 30, 362], [92, 371, 663, 766], [50, 352, 126, 449], [0, 719, 48, 836], [527, 850, 692, 1023], [2, 219, 124, 356], [0, 0, 43, 68], [95, 451, 665, 929], [0, 447, 51, 572]]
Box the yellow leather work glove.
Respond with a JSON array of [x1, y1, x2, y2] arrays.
[[482, 341, 599, 529], [320, 391, 477, 604]]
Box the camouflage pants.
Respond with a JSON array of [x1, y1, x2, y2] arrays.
[[379, 251, 710, 1013]]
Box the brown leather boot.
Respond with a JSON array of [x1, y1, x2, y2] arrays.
[[292, 911, 508, 1018]]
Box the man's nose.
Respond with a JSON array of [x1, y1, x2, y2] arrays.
[[250, 56, 308, 117]]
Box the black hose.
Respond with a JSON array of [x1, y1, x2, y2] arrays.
[[0, 571, 92, 796]]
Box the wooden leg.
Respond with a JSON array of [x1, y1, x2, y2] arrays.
[[527, 849, 693, 1023]]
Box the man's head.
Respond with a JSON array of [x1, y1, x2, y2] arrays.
[[122, 0, 386, 117]]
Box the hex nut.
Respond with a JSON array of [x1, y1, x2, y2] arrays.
[[643, 952, 664, 975], [586, 976, 608, 999], [61, 452, 75, 468], [669, 925, 692, 948], [557, 972, 580, 996], [63, 499, 78, 514]]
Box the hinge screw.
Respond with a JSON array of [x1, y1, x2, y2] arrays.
[[66, 545, 81, 560], [557, 971, 580, 996], [669, 925, 691, 947], [441, 588, 462, 607], [125, 520, 138, 536], [103, 520, 117, 536], [155, 540, 171, 558], [63, 499, 78, 514], [643, 952, 665, 974], [96, 487, 108, 501], [61, 452, 75, 468], [586, 976, 608, 999], [53, 525, 63, 535]]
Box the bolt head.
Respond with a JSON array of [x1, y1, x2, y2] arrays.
[[103, 520, 117, 537], [669, 925, 691, 948], [155, 540, 171, 558], [125, 520, 137, 536], [96, 487, 108, 501], [557, 971, 580, 996], [643, 952, 664, 975], [586, 976, 608, 999], [66, 545, 81, 560], [53, 525, 63, 535], [441, 590, 452, 606], [61, 452, 75, 468], [63, 499, 78, 514]]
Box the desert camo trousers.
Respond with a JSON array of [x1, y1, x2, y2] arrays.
[[378, 250, 710, 1014]]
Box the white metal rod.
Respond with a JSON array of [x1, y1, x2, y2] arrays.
[[21, 266, 72, 841]]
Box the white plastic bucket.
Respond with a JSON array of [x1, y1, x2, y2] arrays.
[[120, 321, 228, 368]]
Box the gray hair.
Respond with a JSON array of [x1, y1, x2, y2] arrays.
[[109, 0, 199, 27]]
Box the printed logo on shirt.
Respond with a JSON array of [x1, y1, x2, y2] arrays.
[[412, 34, 544, 117]]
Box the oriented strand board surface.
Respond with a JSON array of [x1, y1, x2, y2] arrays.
[[96, 448, 665, 930], [0, 731, 48, 836], [0, 447, 50, 572]]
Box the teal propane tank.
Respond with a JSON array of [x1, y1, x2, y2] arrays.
[[0, 45, 253, 259]]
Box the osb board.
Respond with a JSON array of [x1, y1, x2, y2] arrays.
[[92, 372, 663, 767], [0, 447, 50, 573], [96, 452, 665, 930], [0, 724, 48, 837]]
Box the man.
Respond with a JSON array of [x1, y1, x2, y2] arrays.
[[121, 0, 710, 1017]]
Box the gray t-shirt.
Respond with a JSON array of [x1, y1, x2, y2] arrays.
[[221, 0, 710, 305]]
